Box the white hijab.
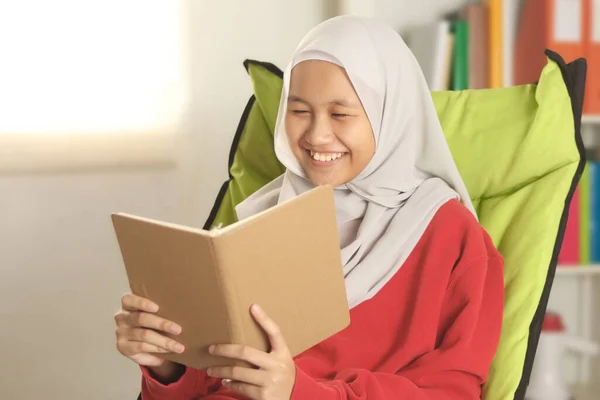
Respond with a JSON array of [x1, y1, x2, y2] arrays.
[[236, 16, 476, 309]]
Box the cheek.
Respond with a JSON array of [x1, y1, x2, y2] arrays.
[[343, 123, 375, 164], [285, 116, 304, 147]]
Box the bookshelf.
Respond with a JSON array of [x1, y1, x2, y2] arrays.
[[556, 266, 600, 276], [550, 266, 600, 387], [354, 0, 600, 393], [582, 115, 600, 125]]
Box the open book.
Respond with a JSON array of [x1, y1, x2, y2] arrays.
[[111, 185, 350, 370]]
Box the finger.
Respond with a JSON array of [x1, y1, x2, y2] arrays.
[[221, 379, 261, 399], [127, 328, 185, 354], [209, 344, 275, 369], [121, 293, 159, 313], [206, 365, 266, 386], [251, 304, 287, 352], [127, 311, 182, 334], [130, 353, 168, 368], [114, 311, 130, 327], [126, 341, 171, 356]]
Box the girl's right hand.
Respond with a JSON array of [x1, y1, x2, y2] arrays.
[[115, 293, 185, 381]]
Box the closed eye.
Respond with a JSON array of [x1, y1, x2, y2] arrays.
[[290, 109, 309, 114], [332, 113, 349, 118]]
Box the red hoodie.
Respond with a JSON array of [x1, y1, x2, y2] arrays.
[[140, 199, 504, 399]]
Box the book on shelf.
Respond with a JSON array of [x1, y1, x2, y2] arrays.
[[406, 0, 511, 90], [560, 186, 581, 264], [514, 0, 600, 115], [407, 0, 597, 110], [581, 163, 591, 264], [408, 20, 454, 91], [558, 161, 600, 267]]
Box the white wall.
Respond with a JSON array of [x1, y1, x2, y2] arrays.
[[377, 0, 468, 32], [340, 0, 468, 33], [180, 0, 333, 227], [0, 1, 468, 399], [0, 1, 327, 399], [1, 170, 181, 400]]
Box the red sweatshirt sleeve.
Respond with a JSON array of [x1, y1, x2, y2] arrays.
[[141, 365, 202, 399], [141, 365, 256, 400], [290, 254, 504, 400]]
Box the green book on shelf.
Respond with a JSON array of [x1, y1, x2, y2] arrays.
[[580, 162, 590, 265], [451, 19, 469, 90]]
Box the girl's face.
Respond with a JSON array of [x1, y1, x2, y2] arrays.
[[285, 60, 375, 187]]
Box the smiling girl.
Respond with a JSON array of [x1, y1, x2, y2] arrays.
[[114, 16, 504, 400]]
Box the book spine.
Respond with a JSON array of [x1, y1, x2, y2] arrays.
[[467, 4, 489, 89], [580, 162, 591, 265], [488, 0, 503, 88], [210, 237, 249, 366], [591, 162, 600, 263], [513, 0, 548, 86], [558, 186, 580, 265], [585, 0, 600, 114], [452, 19, 469, 90]]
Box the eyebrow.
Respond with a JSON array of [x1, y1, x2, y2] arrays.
[[287, 95, 358, 108]]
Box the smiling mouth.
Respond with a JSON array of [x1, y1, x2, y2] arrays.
[[308, 150, 347, 163]]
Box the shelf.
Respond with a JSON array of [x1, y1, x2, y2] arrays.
[[556, 266, 600, 276], [582, 115, 600, 124]]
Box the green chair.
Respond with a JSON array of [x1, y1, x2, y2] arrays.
[[135, 50, 585, 400], [202, 50, 586, 400]]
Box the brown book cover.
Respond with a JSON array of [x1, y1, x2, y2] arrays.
[[111, 185, 350, 370], [466, 3, 489, 89], [514, 0, 587, 88]]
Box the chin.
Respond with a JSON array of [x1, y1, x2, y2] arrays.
[[306, 173, 346, 187], [299, 158, 350, 187]]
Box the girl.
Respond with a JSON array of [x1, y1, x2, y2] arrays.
[[114, 15, 504, 400]]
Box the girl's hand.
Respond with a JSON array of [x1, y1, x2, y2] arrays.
[[207, 304, 296, 400], [114, 293, 185, 383]]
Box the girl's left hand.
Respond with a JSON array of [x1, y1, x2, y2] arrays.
[[207, 304, 296, 400]]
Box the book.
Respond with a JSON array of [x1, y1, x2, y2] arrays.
[[584, 0, 600, 114], [465, 3, 490, 89], [502, 0, 520, 87], [558, 186, 580, 264], [514, 0, 586, 86], [488, 0, 503, 88], [580, 162, 591, 264], [451, 19, 469, 90], [408, 20, 454, 91], [111, 185, 350, 370], [591, 162, 600, 263]]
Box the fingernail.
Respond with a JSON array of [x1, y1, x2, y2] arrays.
[[149, 303, 159, 312], [170, 324, 182, 334], [175, 343, 184, 353], [208, 345, 215, 353]]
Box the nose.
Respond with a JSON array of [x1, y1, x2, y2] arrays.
[[304, 114, 334, 146]]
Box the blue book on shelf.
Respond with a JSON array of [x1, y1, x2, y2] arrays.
[[591, 162, 600, 263]]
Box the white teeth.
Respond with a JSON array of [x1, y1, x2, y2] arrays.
[[310, 151, 344, 162]]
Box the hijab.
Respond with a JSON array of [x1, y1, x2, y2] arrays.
[[236, 15, 476, 309]]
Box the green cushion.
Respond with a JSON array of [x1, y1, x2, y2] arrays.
[[204, 53, 585, 400]]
